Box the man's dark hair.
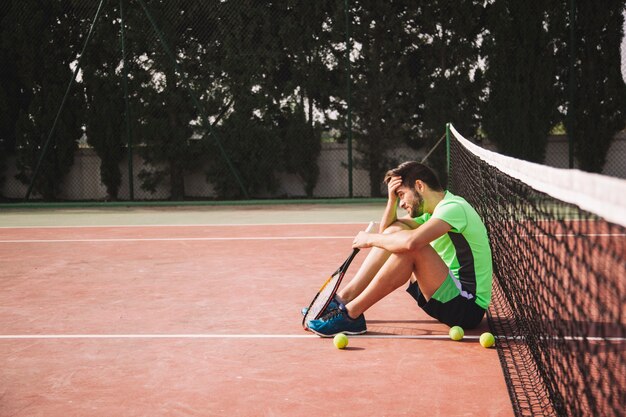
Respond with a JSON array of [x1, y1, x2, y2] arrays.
[[383, 161, 443, 192]]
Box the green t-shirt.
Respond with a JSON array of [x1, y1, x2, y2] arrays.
[[414, 191, 493, 309]]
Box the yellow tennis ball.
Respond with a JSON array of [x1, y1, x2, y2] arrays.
[[480, 332, 495, 348], [449, 326, 464, 341], [333, 333, 349, 349]]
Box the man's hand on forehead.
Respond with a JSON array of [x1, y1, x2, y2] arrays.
[[387, 176, 403, 197]]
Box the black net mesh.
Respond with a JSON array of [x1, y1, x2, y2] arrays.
[[448, 126, 626, 417]]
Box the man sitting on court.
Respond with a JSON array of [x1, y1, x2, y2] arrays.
[[307, 161, 493, 337]]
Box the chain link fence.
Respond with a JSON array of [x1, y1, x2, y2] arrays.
[[0, 0, 624, 203]]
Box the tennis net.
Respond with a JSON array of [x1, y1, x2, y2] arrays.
[[446, 124, 625, 417]]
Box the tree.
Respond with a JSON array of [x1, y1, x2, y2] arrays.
[[81, 3, 128, 201], [568, 0, 626, 172], [334, 0, 422, 197], [6, 0, 84, 200], [278, 102, 321, 197], [268, 1, 332, 197], [203, 0, 330, 198], [130, 0, 208, 200], [406, 0, 487, 182], [482, 0, 560, 163], [199, 1, 281, 198], [0, 0, 25, 198]]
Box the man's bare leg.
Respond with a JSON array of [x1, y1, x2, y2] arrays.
[[344, 243, 449, 318], [337, 221, 414, 303]]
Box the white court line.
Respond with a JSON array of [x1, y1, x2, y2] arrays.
[[526, 233, 626, 237], [3, 233, 624, 243], [0, 334, 623, 341], [0, 222, 368, 230], [0, 236, 354, 243], [0, 334, 453, 340]]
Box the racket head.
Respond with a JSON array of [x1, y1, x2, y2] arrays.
[[301, 222, 375, 330], [301, 255, 353, 329]]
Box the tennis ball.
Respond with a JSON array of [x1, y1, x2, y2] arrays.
[[449, 326, 464, 341], [333, 333, 349, 349], [480, 332, 495, 348]]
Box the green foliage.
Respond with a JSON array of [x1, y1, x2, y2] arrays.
[[130, 0, 210, 200], [5, 0, 84, 200], [568, 0, 626, 172], [279, 103, 322, 197], [0, 1, 19, 193], [332, 1, 420, 196], [82, 4, 128, 201], [482, 0, 560, 163], [407, 0, 487, 184], [329, 1, 486, 196], [412, 1, 486, 137], [199, 0, 327, 198], [135, 81, 198, 200], [207, 111, 282, 199], [1, 0, 624, 202]]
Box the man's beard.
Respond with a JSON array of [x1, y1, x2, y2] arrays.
[[409, 190, 425, 218]]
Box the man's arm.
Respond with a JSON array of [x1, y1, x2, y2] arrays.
[[353, 218, 451, 253], [379, 176, 402, 232]]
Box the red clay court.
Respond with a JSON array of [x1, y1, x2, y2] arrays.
[[0, 204, 514, 416]]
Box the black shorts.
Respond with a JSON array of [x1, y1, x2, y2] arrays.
[[406, 281, 486, 329]]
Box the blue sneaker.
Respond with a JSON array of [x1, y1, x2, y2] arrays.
[[306, 304, 367, 337], [301, 295, 341, 316]]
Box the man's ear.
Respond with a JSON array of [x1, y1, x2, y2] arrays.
[[414, 179, 425, 193]]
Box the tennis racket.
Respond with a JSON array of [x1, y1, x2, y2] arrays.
[[302, 221, 375, 330]]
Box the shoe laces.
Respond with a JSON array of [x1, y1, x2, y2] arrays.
[[320, 307, 343, 321]]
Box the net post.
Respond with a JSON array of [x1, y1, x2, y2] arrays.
[[119, 0, 134, 201]]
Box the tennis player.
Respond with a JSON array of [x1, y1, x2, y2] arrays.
[[307, 161, 493, 337]]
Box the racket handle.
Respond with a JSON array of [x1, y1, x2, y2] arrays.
[[352, 221, 376, 255]]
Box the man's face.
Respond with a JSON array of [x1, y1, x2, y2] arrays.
[[397, 184, 424, 218]]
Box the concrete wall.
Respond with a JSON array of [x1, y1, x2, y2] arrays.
[[2, 134, 624, 201], [544, 132, 626, 177], [1, 143, 423, 200]]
